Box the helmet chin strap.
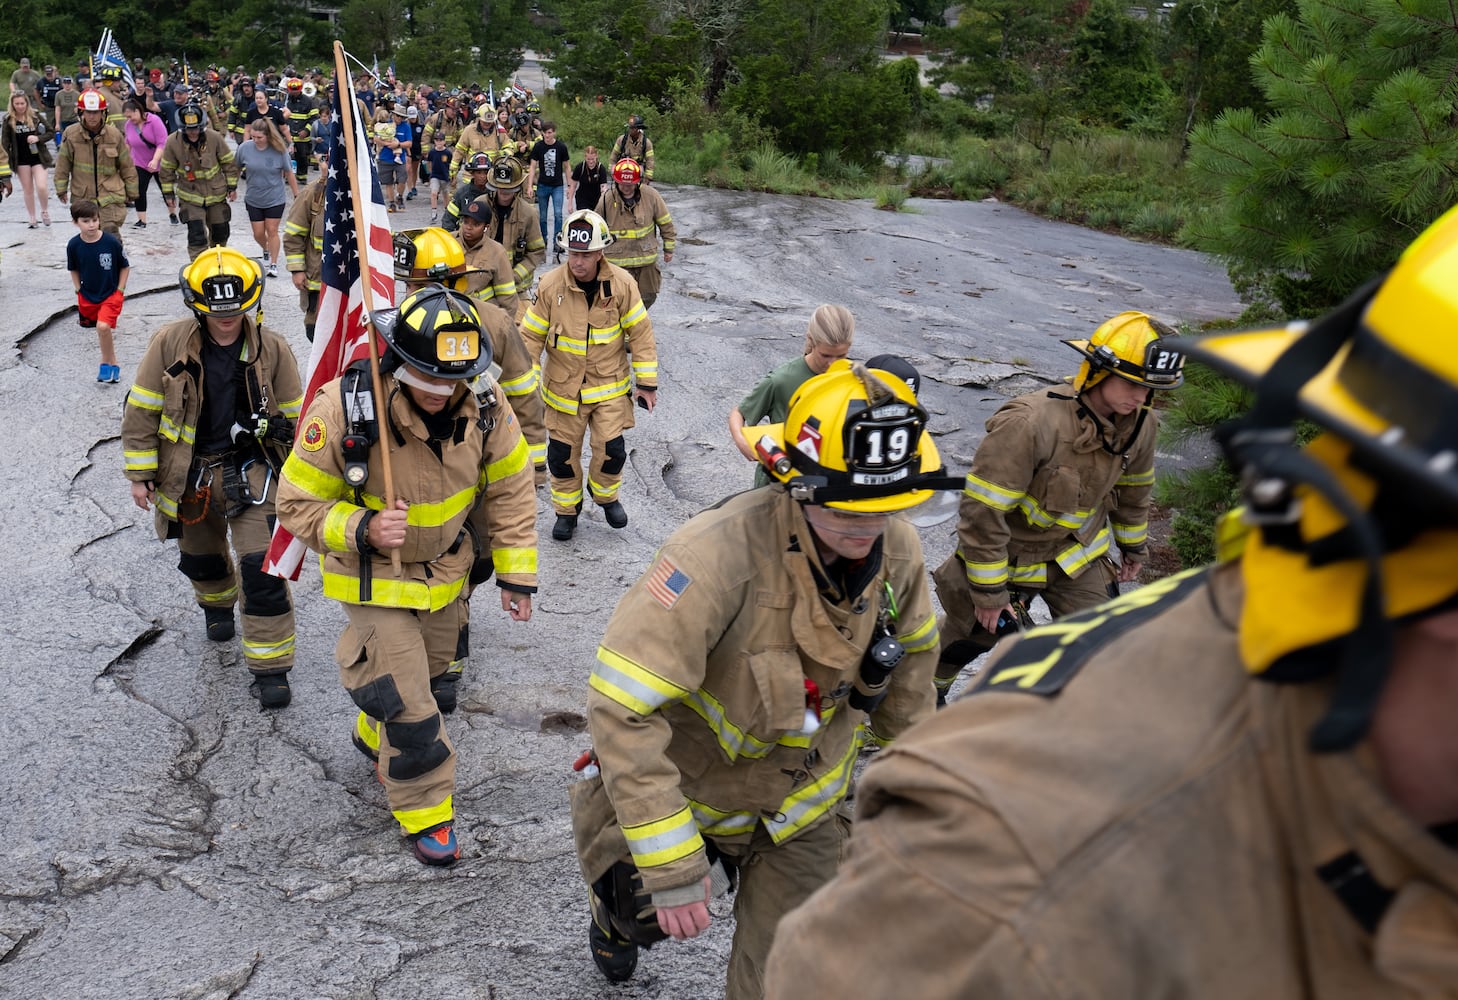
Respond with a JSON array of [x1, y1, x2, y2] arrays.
[[1076, 381, 1150, 457]]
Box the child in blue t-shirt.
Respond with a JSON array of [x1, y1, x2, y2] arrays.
[[425, 133, 453, 224], [66, 199, 130, 383]]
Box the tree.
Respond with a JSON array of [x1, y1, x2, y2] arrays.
[[545, 0, 702, 103], [339, 0, 407, 64], [928, 0, 1088, 161], [720, 0, 910, 160], [1069, 0, 1168, 127], [1165, 0, 1298, 133], [1188, 0, 1458, 316], [396, 0, 479, 82]]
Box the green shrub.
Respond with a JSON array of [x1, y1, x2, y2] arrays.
[[874, 185, 909, 211]]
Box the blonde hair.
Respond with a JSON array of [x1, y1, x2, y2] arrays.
[[804, 304, 855, 349], [250, 117, 288, 153], [7, 92, 36, 126]]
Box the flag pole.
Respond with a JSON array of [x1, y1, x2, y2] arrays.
[[333, 39, 402, 577]]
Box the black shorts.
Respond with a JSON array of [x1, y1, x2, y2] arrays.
[[246, 202, 285, 222]]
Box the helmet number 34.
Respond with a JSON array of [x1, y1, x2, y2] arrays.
[[437, 330, 479, 361]]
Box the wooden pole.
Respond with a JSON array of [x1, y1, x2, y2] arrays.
[[334, 40, 402, 577]]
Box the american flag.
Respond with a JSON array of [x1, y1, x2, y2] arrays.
[[94, 29, 134, 96], [645, 557, 693, 610], [264, 78, 396, 579]]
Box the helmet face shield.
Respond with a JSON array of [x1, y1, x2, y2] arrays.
[[372, 287, 492, 381]]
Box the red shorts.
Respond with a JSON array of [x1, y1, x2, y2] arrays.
[[78, 290, 124, 329]]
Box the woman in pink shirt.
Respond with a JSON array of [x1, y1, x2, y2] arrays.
[[121, 99, 168, 229]]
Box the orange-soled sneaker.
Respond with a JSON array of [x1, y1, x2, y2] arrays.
[[409, 822, 460, 866]]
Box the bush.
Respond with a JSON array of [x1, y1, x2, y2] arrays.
[[874, 185, 909, 211]]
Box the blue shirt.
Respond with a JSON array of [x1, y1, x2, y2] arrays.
[[66, 232, 129, 303]]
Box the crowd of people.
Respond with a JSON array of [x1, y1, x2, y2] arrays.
[[10, 46, 1458, 1000]]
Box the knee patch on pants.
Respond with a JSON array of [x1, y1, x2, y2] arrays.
[[454, 621, 470, 663], [384, 715, 451, 781], [601, 435, 627, 475], [185, 218, 208, 251], [211, 222, 230, 247], [348, 673, 406, 722], [178, 551, 229, 582], [547, 438, 574, 478], [239, 552, 291, 616]]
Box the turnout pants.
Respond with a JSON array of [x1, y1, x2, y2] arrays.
[[619, 263, 661, 309], [544, 394, 632, 516], [180, 201, 232, 259], [717, 817, 844, 1000], [175, 470, 295, 676], [337, 601, 464, 835], [931, 552, 1119, 693]]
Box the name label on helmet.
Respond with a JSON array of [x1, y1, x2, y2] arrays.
[[852, 468, 911, 487]]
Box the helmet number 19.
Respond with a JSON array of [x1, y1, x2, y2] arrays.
[[859, 426, 911, 467]]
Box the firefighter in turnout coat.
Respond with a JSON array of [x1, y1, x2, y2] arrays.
[[121, 248, 302, 707], [281, 139, 327, 341], [520, 209, 655, 541], [54, 90, 138, 238], [158, 102, 239, 260], [570, 360, 959, 997], [595, 158, 674, 309], [275, 287, 538, 866], [931, 312, 1184, 703], [765, 200, 1458, 1000]]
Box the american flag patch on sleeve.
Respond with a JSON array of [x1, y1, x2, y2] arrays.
[[645, 557, 693, 610]]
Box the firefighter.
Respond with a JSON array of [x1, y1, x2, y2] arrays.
[[157, 101, 239, 261], [483, 157, 546, 311], [930, 312, 1184, 704], [281, 138, 327, 341], [282, 77, 317, 183], [455, 197, 521, 318], [441, 150, 493, 234], [54, 90, 137, 238], [765, 199, 1458, 1000], [596, 158, 675, 309], [393, 225, 546, 480], [609, 114, 654, 183], [447, 103, 503, 180], [275, 287, 537, 865], [121, 248, 302, 708], [521, 210, 654, 540], [94, 65, 127, 129], [571, 360, 958, 996], [421, 94, 467, 158]]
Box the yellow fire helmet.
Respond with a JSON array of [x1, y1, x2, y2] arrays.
[[1187, 202, 1458, 752], [392, 226, 483, 291], [1065, 311, 1185, 392], [179, 246, 264, 317], [755, 360, 961, 513]]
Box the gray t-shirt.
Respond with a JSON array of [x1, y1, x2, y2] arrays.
[[234, 142, 291, 209]]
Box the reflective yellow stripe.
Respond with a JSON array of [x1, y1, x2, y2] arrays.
[[612, 223, 656, 239], [765, 736, 859, 843], [587, 476, 620, 500], [1055, 526, 1111, 576], [631, 360, 657, 380], [1112, 520, 1148, 547], [622, 806, 704, 869], [529, 441, 546, 465], [491, 278, 517, 298], [686, 798, 758, 838], [127, 385, 165, 412], [320, 563, 466, 611], [898, 613, 939, 654], [279, 395, 303, 420], [620, 301, 648, 330], [156, 491, 178, 518], [581, 378, 630, 404], [395, 795, 453, 835], [609, 253, 659, 267], [556, 334, 588, 356], [1018, 495, 1095, 531], [125, 449, 158, 472], [282, 453, 350, 501], [486, 434, 530, 482], [1117, 468, 1154, 487], [242, 635, 295, 661], [964, 473, 1021, 511], [324, 503, 361, 552], [588, 324, 622, 345], [543, 386, 580, 414], [499, 367, 538, 394], [397, 483, 477, 528], [521, 309, 549, 336], [965, 557, 1008, 587], [159, 416, 196, 446], [1010, 562, 1048, 585], [590, 646, 689, 715], [551, 485, 583, 507], [492, 547, 537, 576], [198, 586, 238, 604], [355, 711, 381, 753]]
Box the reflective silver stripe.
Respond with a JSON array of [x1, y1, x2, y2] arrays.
[[765, 739, 858, 843]]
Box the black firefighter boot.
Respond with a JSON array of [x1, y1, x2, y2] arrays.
[[204, 607, 235, 641], [250, 672, 292, 709]]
